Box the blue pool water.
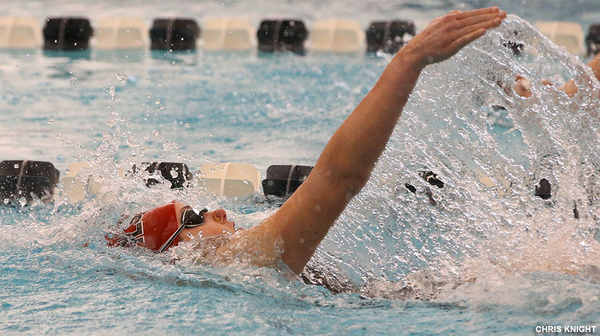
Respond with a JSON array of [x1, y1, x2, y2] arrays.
[[1, 0, 600, 335]]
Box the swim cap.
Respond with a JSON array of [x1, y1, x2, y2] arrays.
[[107, 203, 180, 251]]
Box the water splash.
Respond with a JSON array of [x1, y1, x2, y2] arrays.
[[322, 15, 600, 300]]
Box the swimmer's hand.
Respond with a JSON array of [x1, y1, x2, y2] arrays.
[[403, 7, 506, 68]]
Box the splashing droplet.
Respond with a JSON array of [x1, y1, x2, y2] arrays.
[[116, 73, 127, 84], [162, 141, 179, 151]]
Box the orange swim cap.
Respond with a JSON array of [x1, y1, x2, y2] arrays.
[[107, 203, 180, 251]]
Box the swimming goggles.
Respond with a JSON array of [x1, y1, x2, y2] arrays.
[[158, 207, 208, 253]]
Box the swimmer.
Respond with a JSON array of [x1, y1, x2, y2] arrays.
[[109, 8, 507, 275]]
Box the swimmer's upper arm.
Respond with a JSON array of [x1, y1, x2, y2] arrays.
[[251, 163, 362, 273]]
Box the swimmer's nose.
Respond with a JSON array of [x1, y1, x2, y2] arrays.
[[212, 208, 227, 223]]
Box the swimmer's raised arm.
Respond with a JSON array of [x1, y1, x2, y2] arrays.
[[237, 7, 506, 273]]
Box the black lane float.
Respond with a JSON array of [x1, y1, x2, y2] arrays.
[[133, 162, 193, 189], [257, 19, 308, 53], [366, 20, 415, 54], [262, 164, 313, 198], [150, 18, 200, 51], [0, 160, 60, 206], [587, 24, 600, 56], [43, 17, 93, 51]]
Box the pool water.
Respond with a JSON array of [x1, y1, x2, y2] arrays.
[[1, 0, 600, 335]]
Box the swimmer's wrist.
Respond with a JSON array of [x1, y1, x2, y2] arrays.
[[394, 47, 428, 72]]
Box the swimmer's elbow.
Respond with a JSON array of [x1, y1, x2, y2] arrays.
[[341, 169, 371, 198], [355, 169, 371, 191], [315, 161, 372, 199]]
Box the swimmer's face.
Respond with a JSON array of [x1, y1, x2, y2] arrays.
[[179, 208, 236, 241]]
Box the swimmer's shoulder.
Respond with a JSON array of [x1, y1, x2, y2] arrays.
[[215, 223, 283, 268]]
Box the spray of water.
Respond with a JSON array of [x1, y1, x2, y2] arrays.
[[315, 15, 600, 303]]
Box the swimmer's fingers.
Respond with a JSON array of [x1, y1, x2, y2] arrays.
[[445, 9, 504, 53], [452, 6, 500, 21], [455, 15, 503, 38], [457, 11, 505, 31], [432, 7, 503, 42]]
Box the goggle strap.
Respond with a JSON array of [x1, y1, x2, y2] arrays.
[[158, 223, 187, 253]]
